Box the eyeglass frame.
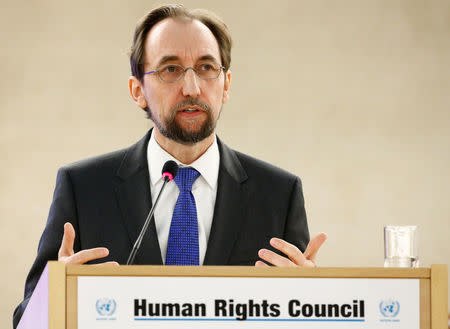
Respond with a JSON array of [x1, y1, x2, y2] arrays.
[[143, 63, 226, 82]]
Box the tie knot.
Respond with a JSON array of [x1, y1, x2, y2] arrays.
[[174, 167, 200, 192]]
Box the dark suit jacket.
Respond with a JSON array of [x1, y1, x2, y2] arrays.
[[13, 130, 309, 328]]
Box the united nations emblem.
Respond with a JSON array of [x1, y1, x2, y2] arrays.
[[96, 298, 117, 316], [379, 299, 400, 317]]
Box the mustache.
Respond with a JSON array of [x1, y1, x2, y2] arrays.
[[170, 98, 212, 116]]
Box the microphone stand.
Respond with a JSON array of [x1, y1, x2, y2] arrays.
[[126, 177, 170, 265]]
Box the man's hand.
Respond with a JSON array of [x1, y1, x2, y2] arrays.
[[58, 222, 119, 266], [255, 233, 327, 267]]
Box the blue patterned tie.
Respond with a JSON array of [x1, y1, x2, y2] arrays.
[[165, 167, 201, 265]]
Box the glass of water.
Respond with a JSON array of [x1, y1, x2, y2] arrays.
[[384, 226, 419, 268]]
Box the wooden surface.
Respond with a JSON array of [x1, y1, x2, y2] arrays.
[[66, 276, 77, 329], [66, 265, 431, 278], [48, 262, 65, 329], [431, 265, 448, 329], [421, 278, 431, 329]]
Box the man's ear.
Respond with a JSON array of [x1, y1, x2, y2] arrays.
[[129, 76, 148, 109], [222, 70, 231, 103]]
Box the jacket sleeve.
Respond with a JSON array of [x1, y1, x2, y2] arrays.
[[284, 176, 310, 253], [13, 168, 80, 328]]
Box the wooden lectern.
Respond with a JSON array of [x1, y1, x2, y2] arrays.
[[18, 262, 447, 329]]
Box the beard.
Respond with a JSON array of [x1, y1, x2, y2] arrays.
[[147, 98, 219, 145]]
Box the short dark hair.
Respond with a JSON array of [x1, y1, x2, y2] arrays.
[[130, 4, 232, 81]]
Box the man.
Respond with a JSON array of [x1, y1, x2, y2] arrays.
[[13, 5, 326, 328]]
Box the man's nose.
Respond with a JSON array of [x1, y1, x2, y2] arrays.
[[182, 68, 201, 97]]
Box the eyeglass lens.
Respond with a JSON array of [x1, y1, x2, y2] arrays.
[[159, 63, 221, 82]]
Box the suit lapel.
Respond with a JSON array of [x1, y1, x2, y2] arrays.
[[115, 130, 163, 265], [204, 139, 248, 265]]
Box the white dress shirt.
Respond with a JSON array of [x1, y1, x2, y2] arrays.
[[147, 132, 220, 265]]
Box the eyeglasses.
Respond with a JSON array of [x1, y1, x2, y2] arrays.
[[144, 62, 225, 82]]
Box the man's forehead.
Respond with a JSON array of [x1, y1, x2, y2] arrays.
[[151, 49, 220, 64], [144, 18, 221, 65]]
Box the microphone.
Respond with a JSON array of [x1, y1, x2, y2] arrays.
[[126, 160, 178, 265]]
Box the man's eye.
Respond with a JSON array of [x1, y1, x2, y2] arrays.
[[160, 65, 180, 73], [199, 63, 214, 71]]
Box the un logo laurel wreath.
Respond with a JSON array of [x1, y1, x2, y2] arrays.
[[96, 298, 117, 316], [379, 299, 400, 317]]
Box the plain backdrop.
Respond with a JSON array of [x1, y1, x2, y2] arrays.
[[1, 0, 449, 326]]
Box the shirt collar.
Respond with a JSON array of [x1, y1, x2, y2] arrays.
[[147, 131, 220, 189]]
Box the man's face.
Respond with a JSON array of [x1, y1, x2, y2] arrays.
[[137, 18, 231, 145]]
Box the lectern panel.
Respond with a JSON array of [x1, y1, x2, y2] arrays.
[[75, 275, 419, 328]]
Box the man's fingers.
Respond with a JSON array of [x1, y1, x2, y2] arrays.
[[269, 238, 306, 266], [57, 223, 115, 266], [304, 233, 327, 261], [64, 247, 109, 265], [255, 260, 269, 267], [258, 248, 296, 267], [58, 222, 76, 258], [258, 235, 327, 268]]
